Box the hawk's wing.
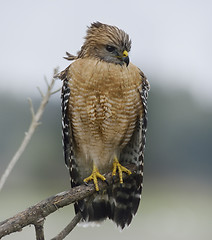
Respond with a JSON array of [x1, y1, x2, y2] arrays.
[[60, 69, 79, 189], [120, 71, 149, 169]]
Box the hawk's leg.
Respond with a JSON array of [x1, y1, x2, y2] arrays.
[[112, 157, 132, 184], [83, 164, 106, 191]]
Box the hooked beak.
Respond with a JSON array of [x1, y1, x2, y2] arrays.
[[122, 50, 130, 66]]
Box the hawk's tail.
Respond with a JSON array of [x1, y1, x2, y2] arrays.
[[74, 171, 142, 229], [109, 173, 142, 229]]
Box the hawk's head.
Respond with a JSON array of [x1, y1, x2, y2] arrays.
[[78, 22, 131, 66]]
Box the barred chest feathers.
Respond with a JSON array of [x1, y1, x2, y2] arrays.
[[67, 58, 143, 177]]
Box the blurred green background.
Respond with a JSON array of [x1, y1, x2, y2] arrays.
[[1, 0, 212, 239]]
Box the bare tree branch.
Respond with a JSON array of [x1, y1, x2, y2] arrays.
[[0, 68, 59, 192], [0, 164, 136, 239]]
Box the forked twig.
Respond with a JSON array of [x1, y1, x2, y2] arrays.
[[0, 68, 59, 192]]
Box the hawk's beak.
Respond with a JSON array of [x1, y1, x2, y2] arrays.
[[122, 50, 129, 66]]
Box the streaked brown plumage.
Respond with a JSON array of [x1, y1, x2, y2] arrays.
[[58, 22, 150, 229]]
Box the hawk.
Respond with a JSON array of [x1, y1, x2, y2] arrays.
[[58, 22, 150, 229]]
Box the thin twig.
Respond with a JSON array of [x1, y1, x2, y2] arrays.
[[51, 212, 82, 240], [0, 68, 59, 192], [28, 98, 35, 118], [50, 88, 62, 95], [37, 87, 45, 98], [44, 76, 50, 88]]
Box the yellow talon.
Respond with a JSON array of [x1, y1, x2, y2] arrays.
[[83, 165, 106, 191], [112, 157, 132, 184]]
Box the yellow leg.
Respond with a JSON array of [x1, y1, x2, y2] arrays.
[[112, 157, 132, 184], [83, 165, 106, 191]]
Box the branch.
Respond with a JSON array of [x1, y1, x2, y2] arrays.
[[0, 164, 136, 239], [0, 68, 59, 192]]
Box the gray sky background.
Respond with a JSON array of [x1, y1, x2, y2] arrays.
[[1, 0, 211, 104]]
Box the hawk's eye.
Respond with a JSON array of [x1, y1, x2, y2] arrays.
[[106, 45, 116, 52]]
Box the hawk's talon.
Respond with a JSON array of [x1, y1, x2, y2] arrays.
[[112, 157, 132, 184], [83, 165, 106, 192]]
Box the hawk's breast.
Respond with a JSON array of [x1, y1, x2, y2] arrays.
[[67, 58, 142, 174]]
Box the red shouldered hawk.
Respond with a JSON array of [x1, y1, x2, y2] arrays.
[[58, 22, 150, 229]]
